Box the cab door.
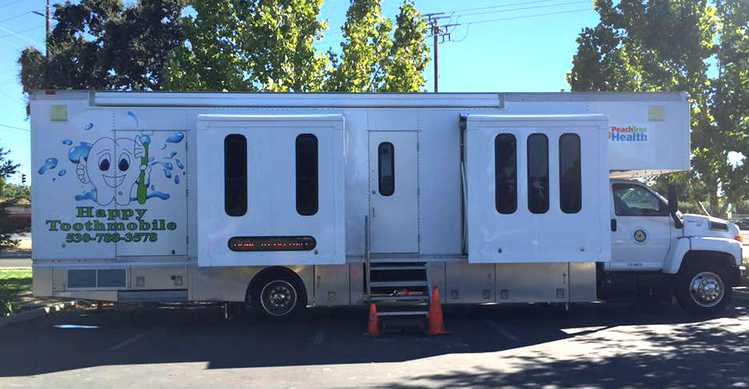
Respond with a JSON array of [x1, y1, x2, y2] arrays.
[[609, 183, 672, 271]]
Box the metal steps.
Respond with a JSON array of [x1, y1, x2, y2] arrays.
[[364, 216, 432, 323]]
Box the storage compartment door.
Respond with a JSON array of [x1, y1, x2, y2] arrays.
[[113, 129, 188, 257], [197, 114, 346, 267], [464, 115, 611, 264]]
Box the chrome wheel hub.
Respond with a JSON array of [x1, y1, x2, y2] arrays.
[[260, 280, 297, 316], [689, 272, 725, 308]]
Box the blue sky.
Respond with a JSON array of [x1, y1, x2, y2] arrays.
[[0, 0, 599, 184]]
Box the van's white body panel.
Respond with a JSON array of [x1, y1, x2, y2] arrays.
[[30, 91, 704, 305]]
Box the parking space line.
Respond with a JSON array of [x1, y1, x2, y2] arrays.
[[482, 319, 520, 343], [108, 333, 145, 351]]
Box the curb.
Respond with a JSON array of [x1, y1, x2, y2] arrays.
[[0, 300, 76, 328]]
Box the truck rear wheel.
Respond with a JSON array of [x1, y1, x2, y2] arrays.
[[247, 271, 306, 320], [674, 264, 732, 316]]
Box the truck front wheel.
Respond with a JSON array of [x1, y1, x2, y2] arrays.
[[674, 264, 732, 316]]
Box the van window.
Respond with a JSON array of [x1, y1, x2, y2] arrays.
[[527, 134, 549, 214], [612, 184, 668, 216], [378, 142, 395, 196], [495, 134, 517, 214], [224, 134, 247, 216], [559, 133, 582, 213], [296, 134, 318, 216]]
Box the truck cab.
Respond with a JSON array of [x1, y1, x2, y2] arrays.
[[605, 179, 744, 314]]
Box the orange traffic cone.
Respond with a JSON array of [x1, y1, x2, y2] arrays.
[[367, 303, 381, 336], [428, 287, 448, 336]]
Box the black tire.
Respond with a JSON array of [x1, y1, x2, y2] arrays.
[[247, 272, 306, 320], [674, 263, 732, 316]]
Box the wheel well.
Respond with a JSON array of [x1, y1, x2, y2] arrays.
[[246, 267, 308, 306], [679, 250, 735, 273]]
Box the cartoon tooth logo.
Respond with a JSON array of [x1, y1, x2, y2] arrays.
[[83, 137, 146, 206]]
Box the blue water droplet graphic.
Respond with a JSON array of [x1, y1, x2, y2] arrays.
[[68, 142, 93, 164], [165, 132, 184, 144], [127, 111, 139, 127], [62, 139, 73, 145], [38, 158, 58, 175], [147, 191, 170, 200], [83, 122, 94, 131], [175, 159, 184, 170], [75, 190, 97, 202], [58, 169, 66, 177], [174, 175, 180, 184]]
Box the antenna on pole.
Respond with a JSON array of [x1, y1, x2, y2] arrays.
[[423, 13, 460, 93]]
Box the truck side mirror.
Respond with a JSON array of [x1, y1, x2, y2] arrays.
[[667, 185, 683, 229]]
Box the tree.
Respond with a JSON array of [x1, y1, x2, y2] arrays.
[[325, 0, 392, 92], [18, 0, 185, 93], [382, 0, 429, 92], [0, 148, 20, 250], [164, 0, 328, 92], [568, 0, 749, 216]]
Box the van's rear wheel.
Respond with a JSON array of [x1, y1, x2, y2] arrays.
[[248, 272, 306, 319], [675, 264, 731, 316]]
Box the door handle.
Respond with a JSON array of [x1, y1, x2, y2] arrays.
[[611, 219, 617, 232], [372, 207, 375, 218]]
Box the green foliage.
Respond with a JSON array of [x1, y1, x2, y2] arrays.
[[325, 0, 392, 92], [568, 0, 748, 217], [19, 0, 430, 95], [0, 148, 20, 250], [165, 0, 329, 92], [325, 0, 429, 92], [0, 268, 32, 317], [18, 0, 186, 93], [382, 0, 429, 92]]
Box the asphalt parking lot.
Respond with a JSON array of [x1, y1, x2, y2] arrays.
[[2, 294, 749, 389]]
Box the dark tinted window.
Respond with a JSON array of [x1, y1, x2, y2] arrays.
[[224, 134, 247, 216], [378, 142, 395, 196], [527, 134, 549, 214], [296, 134, 318, 216], [494, 134, 517, 214], [559, 133, 582, 213]]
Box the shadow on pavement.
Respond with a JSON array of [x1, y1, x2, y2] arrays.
[[1, 295, 748, 384]]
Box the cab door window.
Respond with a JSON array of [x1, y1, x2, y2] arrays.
[[612, 184, 668, 216]]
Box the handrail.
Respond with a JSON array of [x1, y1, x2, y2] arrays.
[[364, 215, 371, 298]]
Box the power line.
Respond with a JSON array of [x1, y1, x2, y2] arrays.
[[424, 0, 561, 17], [451, 1, 590, 18], [463, 8, 593, 26], [0, 25, 43, 40], [0, 10, 29, 24], [0, 123, 30, 132], [0, 0, 26, 11], [0, 22, 39, 45]]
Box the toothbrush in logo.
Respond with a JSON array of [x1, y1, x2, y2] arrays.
[[137, 136, 150, 204]]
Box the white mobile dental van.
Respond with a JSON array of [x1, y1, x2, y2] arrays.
[[30, 90, 744, 318]]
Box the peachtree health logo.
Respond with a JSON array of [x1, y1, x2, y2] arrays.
[[609, 126, 648, 142]]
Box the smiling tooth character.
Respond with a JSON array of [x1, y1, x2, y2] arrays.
[[85, 137, 145, 206]]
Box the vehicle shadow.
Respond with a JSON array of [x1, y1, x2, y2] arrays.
[[1, 295, 748, 381]]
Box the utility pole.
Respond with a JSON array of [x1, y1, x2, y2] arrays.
[[45, 0, 50, 55], [32, 0, 52, 55], [424, 13, 459, 93]]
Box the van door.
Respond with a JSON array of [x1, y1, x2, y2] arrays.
[[368, 131, 419, 254], [610, 183, 672, 270]]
